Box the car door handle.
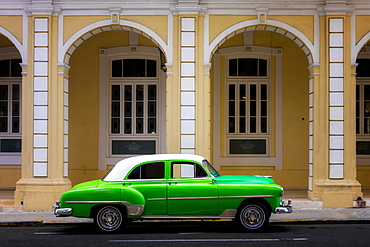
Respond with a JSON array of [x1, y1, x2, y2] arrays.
[[169, 182, 177, 185], [122, 182, 131, 186]]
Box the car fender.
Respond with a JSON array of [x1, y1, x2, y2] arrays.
[[120, 187, 146, 216]]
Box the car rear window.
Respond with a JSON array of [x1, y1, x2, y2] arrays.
[[127, 162, 165, 179]]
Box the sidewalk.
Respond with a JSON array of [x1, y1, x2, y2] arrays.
[[0, 189, 370, 226]]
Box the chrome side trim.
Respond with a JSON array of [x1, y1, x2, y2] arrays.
[[167, 178, 213, 182], [140, 215, 235, 220], [147, 198, 166, 201], [147, 195, 274, 201], [66, 201, 123, 204], [118, 179, 168, 182], [220, 209, 237, 218], [168, 196, 218, 200], [65, 201, 145, 216], [148, 197, 217, 201], [219, 195, 274, 199]]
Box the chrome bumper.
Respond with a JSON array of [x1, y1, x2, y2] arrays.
[[275, 199, 293, 213], [53, 201, 73, 217]]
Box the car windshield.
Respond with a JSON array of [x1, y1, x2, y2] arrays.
[[202, 159, 221, 177]]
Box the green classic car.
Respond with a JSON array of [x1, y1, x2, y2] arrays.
[[53, 154, 292, 232]]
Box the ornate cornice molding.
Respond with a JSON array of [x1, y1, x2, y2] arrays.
[[170, 0, 207, 15]]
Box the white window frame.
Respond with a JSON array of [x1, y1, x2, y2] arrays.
[[99, 46, 166, 169], [213, 46, 282, 169], [0, 47, 22, 165], [356, 50, 370, 165]]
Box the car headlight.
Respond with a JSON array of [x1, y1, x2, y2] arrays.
[[280, 187, 284, 197]]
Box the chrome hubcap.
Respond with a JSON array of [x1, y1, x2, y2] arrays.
[[240, 205, 265, 229], [97, 207, 122, 231]]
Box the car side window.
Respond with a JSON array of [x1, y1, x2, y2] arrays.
[[171, 162, 207, 179], [127, 162, 165, 179]]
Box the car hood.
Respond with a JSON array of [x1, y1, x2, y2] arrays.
[[215, 175, 276, 184]]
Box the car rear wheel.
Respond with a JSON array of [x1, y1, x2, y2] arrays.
[[95, 206, 123, 232], [237, 201, 270, 230]]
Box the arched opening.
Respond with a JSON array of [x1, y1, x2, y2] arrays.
[[355, 41, 370, 197], [64, 27, 167, 185], [210, 28, 310, 191], [0, 34, 22, 199]]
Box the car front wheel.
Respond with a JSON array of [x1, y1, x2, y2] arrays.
[[95, 206, 123, 232], [237, 202, 270, 230]]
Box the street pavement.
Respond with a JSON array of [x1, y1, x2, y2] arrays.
[[1, 202, 370, 226]]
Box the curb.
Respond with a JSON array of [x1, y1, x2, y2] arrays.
[[0, 221, 92, 227], [0, 220, 43, 226], [270, 219, 370, 224]]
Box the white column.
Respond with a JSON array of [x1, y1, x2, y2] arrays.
[[33, 18, 49, 177], [63, 77, 69, 177], [57, 63, 70, 177], [308, 75, 314, 190], [180, 17, 196, 154], [328, 18, 344, 179]]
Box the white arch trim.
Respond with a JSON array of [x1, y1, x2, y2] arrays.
[[0, 27, 24, 62], [353, 33, 370, 63], [206, 19, 317, 64], [60, 19, 170, 64]]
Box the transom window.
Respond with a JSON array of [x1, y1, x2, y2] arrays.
[[0, 59, 22, 77], [112, 59, 156, 77], [229, 58, 267, 77], [356, 59, 370, 78]]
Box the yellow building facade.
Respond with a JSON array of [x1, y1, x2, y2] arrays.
[[0, 0, 370, 210]]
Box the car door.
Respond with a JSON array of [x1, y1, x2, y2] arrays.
[[167, 161, 218, 216], [124, 161, 167, 216]]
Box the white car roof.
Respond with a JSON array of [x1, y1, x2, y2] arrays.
[[103, 154, 207, 181]]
